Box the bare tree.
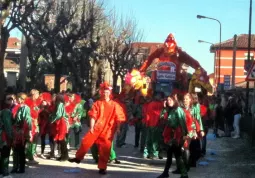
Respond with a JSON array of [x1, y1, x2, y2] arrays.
[[100, 11, 143, 90], [11, 0, 104, 92], [0, 0, 35, 99]]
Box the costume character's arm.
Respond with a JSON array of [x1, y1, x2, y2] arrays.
[[177, 107, 188, 136], [178, 49, 201, 70], [18, 106, 32, 130], [51, 103, 66, 123], [139, 48, 163, 72], [193, 104, 204, 131], [88, 101, 100, 130], [115, 102, 127, 133], [2, 109, 13, 140], [160, 108, 168, 120]]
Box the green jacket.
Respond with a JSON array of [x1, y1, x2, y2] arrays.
[[0, 109, 13, 148], [192, 103, 204, 131], [50, 102, 68, 123], [161, 107, 188, 135]]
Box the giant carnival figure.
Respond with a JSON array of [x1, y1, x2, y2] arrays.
[[124, 33, 212, 97]]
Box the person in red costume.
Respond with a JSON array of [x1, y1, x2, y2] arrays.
[[139, 34, 203, 92], [24, 89, 41, 164], [68, 82, 126, 175], [143, 92, 164, 159], [38, 100, 50, 158], [182, 93, 204, 169]]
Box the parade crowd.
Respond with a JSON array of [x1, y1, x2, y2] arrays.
[[0, 82, 244, 178]]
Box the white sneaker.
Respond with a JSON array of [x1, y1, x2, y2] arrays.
[[3, 175, 13, 178], [232, 135, 240, 139], [67, 144, 70, 150], [40, 154, 46, 159]]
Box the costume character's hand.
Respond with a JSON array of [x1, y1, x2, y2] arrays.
[[90, 127, 95, 134], [200, 131, 205, 137]]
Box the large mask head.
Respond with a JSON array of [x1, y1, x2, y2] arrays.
[[163, 33, 177, 55]]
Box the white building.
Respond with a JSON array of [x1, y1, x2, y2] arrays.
[[4, 37, 21, 87]]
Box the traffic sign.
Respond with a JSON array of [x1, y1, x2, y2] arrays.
[[246, 61, 255, 81], [224, 75, 231, 90]]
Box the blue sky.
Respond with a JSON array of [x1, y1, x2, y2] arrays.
[[105, 0, 254, 74], [11, 0, 254, 74]]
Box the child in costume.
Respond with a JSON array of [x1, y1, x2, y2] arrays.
[[50, 94, 69, 161], [143, 92, 164, 159], [25, 89, 41, 163], [69, 94, 83, 149], [47, 94, 58, 159], [131, 96, 146, 149], [69, 82, 126, 175], [64, 94, 75, 150], [182, 93, 204, 168], [12, 93, 32, 174], [0, 94, 14, 177], [157, 95, 188, 178], [38, 100, 50, 158]]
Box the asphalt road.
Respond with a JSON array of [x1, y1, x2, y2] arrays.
[[4, 125, 255, 178]]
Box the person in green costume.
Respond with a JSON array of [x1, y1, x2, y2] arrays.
[[131, 96, 147, 152], [0, 94, 14, 177], [12, 93, 32, 174], [157, 95, 189, 178], [68, 94, 83, 149], [50, 94, 69, 161]]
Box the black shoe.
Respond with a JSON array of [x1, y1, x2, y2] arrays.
[[11, 169, 18, 173], [157, 173, 169, 178], [17, 170, 25, 174], [68, 158, 81, 164], [180, 176, 189, 178], [114, 159, 121, 164], [158, 156, 163, 160], [172, 169, 181, 174], [98, 169, 107, 175], [147, 155, 154, 160]]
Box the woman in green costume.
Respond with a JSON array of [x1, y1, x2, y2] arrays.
[[157, 95, 189, 178], [12, 93, 32, 174]]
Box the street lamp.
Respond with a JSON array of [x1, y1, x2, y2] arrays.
[[198, 40, 217, 91], [197, 15, 222, 87], [198, 40, 213, 45]]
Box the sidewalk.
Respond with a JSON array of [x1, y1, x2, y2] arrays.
[[5, 126, 255, 178]]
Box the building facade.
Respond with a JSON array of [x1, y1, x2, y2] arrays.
[[4, 37, 21, 88], [211, 34, 255, 86]]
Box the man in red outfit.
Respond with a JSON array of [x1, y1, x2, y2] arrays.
[[68, 82, 126, 174]]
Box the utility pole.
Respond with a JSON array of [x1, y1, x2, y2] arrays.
[[245, 0, 252, 114], [231, 35, 237, 89]]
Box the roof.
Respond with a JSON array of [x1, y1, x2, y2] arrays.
[[211, 34, 255, 51], [208, 73, 214, 78], [131, 42, 163, 55], [4, 59, 19, 69], [7, 37, 21, 49]]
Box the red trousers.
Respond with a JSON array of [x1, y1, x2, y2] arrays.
[[76, 131, 112, 170]]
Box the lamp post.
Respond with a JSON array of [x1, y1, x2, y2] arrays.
[[198, 40, 217, 91], [198, 40, 213, 45], [197, 15, 222, 87]]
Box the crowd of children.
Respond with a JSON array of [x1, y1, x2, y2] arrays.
[[0, 86, 218, 178], [0, 90, 86, 177]]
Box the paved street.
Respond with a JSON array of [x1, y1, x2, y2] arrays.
[[4, 125, 255, 178]]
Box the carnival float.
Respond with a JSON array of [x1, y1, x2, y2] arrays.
[[123, 33, 213, 97]]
